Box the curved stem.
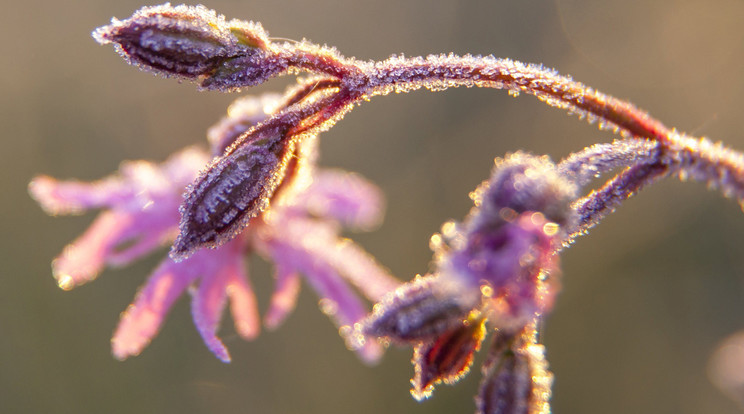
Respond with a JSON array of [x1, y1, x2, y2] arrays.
[[349, 55, 673, 142]]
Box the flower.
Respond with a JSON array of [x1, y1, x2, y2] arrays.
[[30, 92, 399, 363], [29, 147, 209, 290], [361, 152, 577, 410]]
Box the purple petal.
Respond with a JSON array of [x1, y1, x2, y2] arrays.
[[262, 234, 383, 364], [111, 258, 199, 360], [29, 175, 132, 215], [189, 238, 257, 362], [264, 264, 301, 330], [191, 265, 232, 363], [314, 236, 399, 302], [298, 169, 385, 230], [264, 213, 399, 302], [52, 211, 135, 289], [105, 229, 174, 266], [29, 147, 207, 216], [225, 262, 260, 341]]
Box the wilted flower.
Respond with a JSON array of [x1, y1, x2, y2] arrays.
[[30, 92, 399, 363]]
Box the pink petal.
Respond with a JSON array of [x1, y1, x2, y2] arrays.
[[52, 211, 135, 289], [266, 237, 384, 364], [191, 266, 232, 363], [263, 264, 301, 330], [105, 230, 174, 266], [111, 258, 198, 360], [29, 175, 131, 215], [316, 236, 400, 302], [270, 215, 399, 301], [190, 239, 257, 362], [300, 169, 385, 230], [225, 263, 260, 341]]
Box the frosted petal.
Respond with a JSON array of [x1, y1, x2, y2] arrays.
[[299, 169, 385, 230], [29, 175, 131, 215], [111, 258, 198, 360], [52, 211, 135, 289], [191, 265, 232, 363], [264, 264, 301, 330]]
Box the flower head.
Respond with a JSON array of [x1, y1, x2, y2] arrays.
[[361, 152, 573, 404], [30, 92, 399, 363]]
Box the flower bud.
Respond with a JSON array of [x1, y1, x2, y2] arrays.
[[361, 275, 480, 344], [411, 313, 486, 400], [93, 4, 281, 88], [172, 130, 296, 260], [476, 329, 552, 414], [471, 152, 577, 227]]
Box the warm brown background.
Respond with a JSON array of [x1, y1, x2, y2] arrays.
[[3, 1, 744, 413]]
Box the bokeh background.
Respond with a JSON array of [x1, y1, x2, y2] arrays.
[[3, 0, 744, 413]]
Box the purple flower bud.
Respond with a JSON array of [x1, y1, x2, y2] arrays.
[[362, 275, 480, 344], [172, 131, 296, 260], [411, 313, 486, 401], [476, 328, 552, 414], [471, 152, 577, 227], [93, 4, 283, 89], [436, 153, 577, 326], [207, 94, 282, 155]]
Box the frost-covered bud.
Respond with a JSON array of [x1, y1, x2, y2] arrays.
[[93, 4, 284, 89], [411, 313, 486, 400], [476, 328, 552, 414], [207, 94, 282, 155], [362, 275, 480, 344], [436, 153, 577, 326], [172, 131, 297, 260], [472, 152, 577, 227]]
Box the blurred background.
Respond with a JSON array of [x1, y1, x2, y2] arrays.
[[3, 0, 744, 413]]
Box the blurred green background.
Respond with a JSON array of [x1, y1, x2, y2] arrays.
[[3, 0, 744, 413]]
